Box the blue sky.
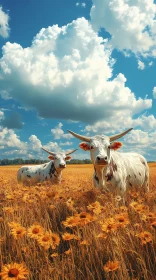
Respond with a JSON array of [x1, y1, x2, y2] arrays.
[[0, 0, 156, 161]]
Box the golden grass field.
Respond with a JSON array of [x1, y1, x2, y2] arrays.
[[0, 163, 156, 280]]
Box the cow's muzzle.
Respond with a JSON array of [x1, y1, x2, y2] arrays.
[[59, 164, 66, 169], [95, 156, 108, 166]]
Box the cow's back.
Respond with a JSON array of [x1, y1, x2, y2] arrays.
[[110, 152, 149, 192], [17, 165, 42, 183]]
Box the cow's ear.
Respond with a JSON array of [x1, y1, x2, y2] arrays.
[[109, 141, 122, 150], [65, 156, 71, 161], [79, 142, 90, 151], [48, 155, 55, 160]]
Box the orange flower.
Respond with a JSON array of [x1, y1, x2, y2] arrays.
[[64, 249, 72, 255], [78, 212, 96, 226], [3, 207, 14, 214], [50, 253, 59, 258], [62, 233, 78, 241], [0, 262, 29, 279], [49, 204, 56, 210], [10, 226, 26, 240], [104, 260, 119, 273], [80, 239, 90, 245], [37, 231, 53, 250], [144, 212, 156, 223], [101, 218, 117, 233], [135, 204, 149, 213], [129, 191, 139, 199], [129, 201, 138, 209], [150, 221, 156, 229], [130, 202, 148, 213], [115, 213, 129, 228], [62, 215, 80, 228], [137, 231, 153, 245], [8, 222, 21, 228], [87, 201, 104, 215], [27, 224, 44, 239]]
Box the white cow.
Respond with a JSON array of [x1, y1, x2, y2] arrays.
[[17, 148, 77, 184], [68, 129, 149, 199]]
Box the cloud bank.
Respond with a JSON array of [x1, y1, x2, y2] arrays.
[[90, 0, 156, 56], [0, 18, 152, 130]]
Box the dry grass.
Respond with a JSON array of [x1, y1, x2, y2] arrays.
[[0, 163, 156, 280]]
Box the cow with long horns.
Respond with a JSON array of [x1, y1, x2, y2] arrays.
[[68, 129, 149, 198], [17, 148, 77, 184]]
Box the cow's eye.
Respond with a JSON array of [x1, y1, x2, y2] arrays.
[[90, 145, 94, 150]]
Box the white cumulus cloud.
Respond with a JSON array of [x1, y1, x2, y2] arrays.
[[0, 127, 67, 159], [138, 60, 145, 70], [0, 18, 152, 128], [51, 123, 73, 140], [124, 129, 149, 145], [0, 6, 10, 38], [82, 3, 86, 8], [149, 61, 153, 67], [90, 0, 156, 56], [153, 87, 156, 98], [0, 128, 26, 150], [0, 111, 4, 119], [29, 135, 42, 151]]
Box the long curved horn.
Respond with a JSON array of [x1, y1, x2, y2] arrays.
[[42, 147, 56, 156], [67, 130, 90, 142], [109, 128, 133, 142], [66, 148, 78, 156]]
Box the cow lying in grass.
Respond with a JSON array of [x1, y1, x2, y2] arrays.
[[68, 128, 149, 200], [17, 148, 77, 185]]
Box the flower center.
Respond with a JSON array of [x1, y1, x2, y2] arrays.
[[80, 214, 87, 219], [107, 224, 114, 230], [42, 236, 50, 242], [52, 236, 57, 242], [32, 228, 39, 234], [118, 218, 125, 223], [16, 230, 22, 234], [8, 268, 19, 277]]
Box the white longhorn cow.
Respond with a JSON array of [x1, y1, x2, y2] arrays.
[[68, 129, 149, 198], [17, 148, 77, 184]]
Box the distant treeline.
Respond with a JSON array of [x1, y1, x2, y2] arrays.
[[0, 158, 154, 166], [0, 158, 92, 166]]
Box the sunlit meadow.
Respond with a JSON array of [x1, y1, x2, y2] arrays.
[[0, 163, 156, 280]]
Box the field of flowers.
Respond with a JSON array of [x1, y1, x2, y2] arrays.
[[0, 163, 156, 280]]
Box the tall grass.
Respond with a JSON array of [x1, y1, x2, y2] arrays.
[[0, 164, 156, 280]]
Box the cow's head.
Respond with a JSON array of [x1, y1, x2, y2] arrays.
[[41, 148, 78, 169], [67, 128, 133, 167]]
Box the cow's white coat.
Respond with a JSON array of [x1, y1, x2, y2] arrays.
[[17, 152, 71, 184], [69, 132, 149, 198]]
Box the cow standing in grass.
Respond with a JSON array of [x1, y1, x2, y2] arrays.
[[68, 129, 149, 200], [17, 148, 77, 185]]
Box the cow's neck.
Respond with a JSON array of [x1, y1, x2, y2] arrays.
[[49, 162, 62, 182], [94, 165, 107, 188]]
